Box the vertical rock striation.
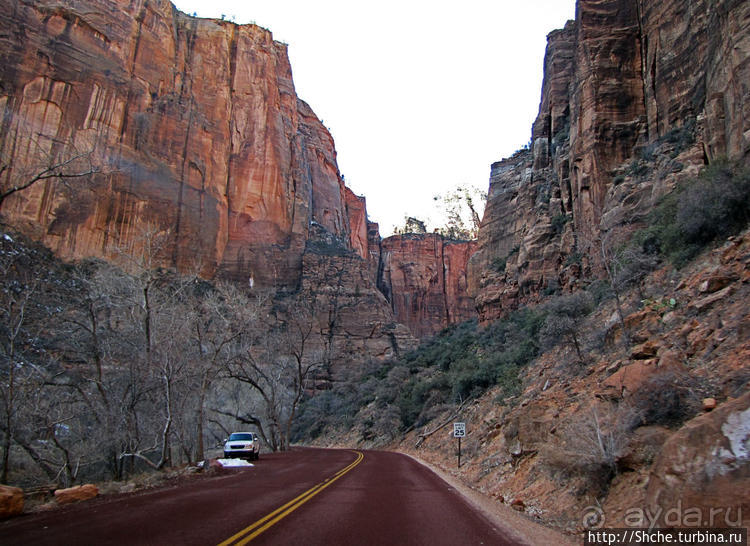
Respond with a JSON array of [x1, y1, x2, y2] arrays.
[[0, 0, 350, 288], [469, 0, 750, 321], [380, 234, 477, 338], [568, 0, 646, 237]]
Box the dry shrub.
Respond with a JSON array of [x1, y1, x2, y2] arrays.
[[629, 371, 708, 429], [542, 403, 639, 497]]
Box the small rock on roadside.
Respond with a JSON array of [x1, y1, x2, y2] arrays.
[[54, 484, 99, 505], [0, 485, 24, 518], [702, 397, 717, 411]]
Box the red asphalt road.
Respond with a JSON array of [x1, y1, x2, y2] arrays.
[[0, 448, 521, 546]]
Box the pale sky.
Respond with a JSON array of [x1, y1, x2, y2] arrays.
[[172, 1, 576, 235]]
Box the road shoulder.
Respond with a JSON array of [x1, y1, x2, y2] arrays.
[[401, 451, 578, 546]]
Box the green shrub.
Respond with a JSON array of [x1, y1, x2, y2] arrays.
[[540, 292, 595, 364], [638, 142, 658, 162], [564, 252, 583, 267], [662, 119, 696, 156], [544, 278, 561, 296], [641, 161, 750, 266], [491, 256, 507, 273], [586, 279, 613, 306], [551, 214, 569, 234], [627, 160, 650, 179], [294, 306, 547, 438]]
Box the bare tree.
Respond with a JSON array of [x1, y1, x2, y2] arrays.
[[540, 291, 594, 365], [1, 224, 266, 484], [279, 308, 322, 448], [0, 117, 99, 211], [52, 260, 149, 478], [0, 271, 38, 482], [54, 227, 199, 476], [0, 230, 77, 484], [187, 283, 263, 462], [224, 331, 289, 452], [542, 403, 639, 495], [222, 296, 322, 452], [114, 227, 203, 470], [581, 230, 658, 347]]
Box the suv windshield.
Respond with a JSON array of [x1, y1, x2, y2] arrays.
[[228, 433, 254, 441]]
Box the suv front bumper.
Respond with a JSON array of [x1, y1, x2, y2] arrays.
[[223, 450, 256, 459]]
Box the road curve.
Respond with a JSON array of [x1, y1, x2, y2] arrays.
[[0, 448, 521, 545]]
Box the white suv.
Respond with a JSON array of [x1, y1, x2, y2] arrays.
[[223, 432, 260, 461]]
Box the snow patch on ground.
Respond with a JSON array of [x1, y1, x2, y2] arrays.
[[216, 458, 254, 468]]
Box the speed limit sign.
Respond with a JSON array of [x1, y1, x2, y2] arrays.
[[454, 422, 466, 468], [453, 422, 466, 438]]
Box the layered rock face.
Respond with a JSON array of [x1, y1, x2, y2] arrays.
[[299, 225, 417, 379], [469, 0, 750, 321], [0, 0, 476, 348], [379, 234, 477, 338], [0, 0, 352, 288], [639, 0, 750, 162]]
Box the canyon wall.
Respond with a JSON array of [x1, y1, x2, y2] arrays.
[[0, 0, 475, 347], [0, 0, 352, 288], [469, 0, 750, 321], [379, 234, 477, 338]]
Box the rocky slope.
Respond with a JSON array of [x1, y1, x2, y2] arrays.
[[468, 0, 750, 321], [402, 231, 750, 533], [1, 0, 748, 535]]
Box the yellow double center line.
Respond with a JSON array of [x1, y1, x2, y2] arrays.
[[218, 450, 364, 545]]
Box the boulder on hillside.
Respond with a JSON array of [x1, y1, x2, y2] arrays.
[[645, 392, 750, 529], [699, 275, 737, 294], [603, 359, 659, 395], [630, 341, 660, 360], [688, 285, 734, 313], [0, 485, 23, 519]]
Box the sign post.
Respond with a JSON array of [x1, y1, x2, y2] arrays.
[[453, 422, 466, 468]]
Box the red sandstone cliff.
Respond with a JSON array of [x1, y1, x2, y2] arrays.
[[0, 0, 354, 288], [380, 234, 477, 338], [469, 0, 750, 321], [0, 0, 475, 344]]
